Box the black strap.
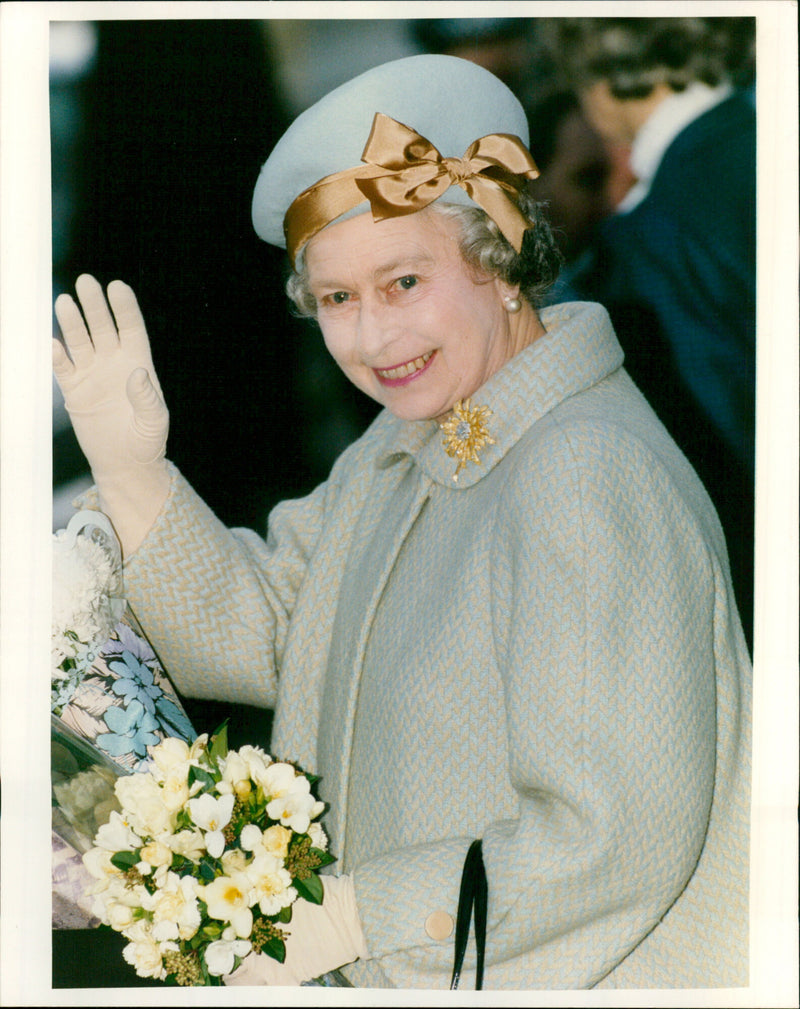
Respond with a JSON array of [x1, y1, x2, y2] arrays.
[[450, 839, 488, 990]]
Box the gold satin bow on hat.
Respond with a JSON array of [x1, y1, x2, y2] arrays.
[[283, 112, 540, 261]]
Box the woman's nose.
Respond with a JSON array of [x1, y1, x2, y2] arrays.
[[356, 297, 397, 359]]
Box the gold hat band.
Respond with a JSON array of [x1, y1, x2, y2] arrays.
[[283, 112, 540, 261]]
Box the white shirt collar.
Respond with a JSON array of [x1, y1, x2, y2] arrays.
[[617, 82, 733, 213]]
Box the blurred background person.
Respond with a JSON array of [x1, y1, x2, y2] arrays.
[[539, 17, 757, 649], [524, 88, 615, 302], [410, 17, 629, 288]]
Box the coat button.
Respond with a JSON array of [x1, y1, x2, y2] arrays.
[[424, 910, 454, 940]]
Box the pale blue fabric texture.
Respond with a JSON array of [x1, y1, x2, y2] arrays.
[[122, 301, 751, 990]]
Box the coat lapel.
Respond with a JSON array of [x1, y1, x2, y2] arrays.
[[317, 459, 431, 863]]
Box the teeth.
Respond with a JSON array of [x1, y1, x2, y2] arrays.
[[377, 351, 433, 379]]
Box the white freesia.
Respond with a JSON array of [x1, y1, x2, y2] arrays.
[[187, 792, 235, 858], [159, 771, 191, 812], [238, 824, 263, 852], [94, 810, 143, 852], [245, 853, 296, 917], [138, 839, 172, 871], [92, 873, 147, 927], [221, 848, 249, 875], [82, 844, 120, 889], [146, 872, 202, 942], [201, 873, 253, 938], [121, 920, 165, 981], [217, 750, 252, 797], [265, 774, 325, 835], [163, 828, 206, 863], [308, 821, 329, 852], [238, 745, 273, 787], [106, 900, 136, 930], [261, 761, 297, 798], [149, 736, 191, 776], [115, 771, 175, 836], [262, 824, 293, 858], [205, 937, 252, 977], [150, 734, 208, 782]]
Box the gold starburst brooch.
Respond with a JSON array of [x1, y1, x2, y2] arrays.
[[440, 398, 495, 482]]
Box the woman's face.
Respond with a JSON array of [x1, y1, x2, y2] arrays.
[[304, 208, 520, 421]]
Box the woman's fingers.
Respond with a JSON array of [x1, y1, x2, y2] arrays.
[[54, 290, 94, 372], [54, 275, 157, 386], [107, 279, 160, 390], [74, 273, 120, 355], [52, 336, 74, 382], [106, 279, 146, 339]]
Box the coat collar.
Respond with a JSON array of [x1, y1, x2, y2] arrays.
[[374, 301, 624, 488]]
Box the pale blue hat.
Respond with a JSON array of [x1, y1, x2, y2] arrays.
[[251, 54, 532, 260]]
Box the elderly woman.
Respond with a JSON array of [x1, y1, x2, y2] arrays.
[[53, 55, 751, 991]]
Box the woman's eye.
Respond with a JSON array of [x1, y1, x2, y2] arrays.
[[328, 291, 350, 305], [396, 275, 418, 291]]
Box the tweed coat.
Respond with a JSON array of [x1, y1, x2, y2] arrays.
[[122, 301, 751, 990]]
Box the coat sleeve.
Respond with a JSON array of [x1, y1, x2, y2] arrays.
[[120, 462, 330, 710], [351, 415, 733, 988]]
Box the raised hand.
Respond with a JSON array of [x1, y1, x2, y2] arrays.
[[54, 274, 171, 557]]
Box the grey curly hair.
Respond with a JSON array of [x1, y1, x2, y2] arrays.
[[285, 191, 563, 319]]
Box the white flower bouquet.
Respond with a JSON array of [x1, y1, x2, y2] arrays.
[[82, 724, 335, 985]]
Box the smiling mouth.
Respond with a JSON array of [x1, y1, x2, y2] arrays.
[[374, 350, 435, 384]]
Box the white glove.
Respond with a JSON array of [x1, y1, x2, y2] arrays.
[[225, 874, 369, 986], [53, 274, 170, 558]]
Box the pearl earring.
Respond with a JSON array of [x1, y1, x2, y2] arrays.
[[504, 296, 522, 314]]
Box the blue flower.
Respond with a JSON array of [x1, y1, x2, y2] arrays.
[[108, 651, 163, 714], [106, 648, 196, 744], [103, 623, 157, 667], [73, 639, 104, 674], [95, 699, 161, 760]]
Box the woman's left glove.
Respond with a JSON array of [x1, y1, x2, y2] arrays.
[[224, 874, 369, 986]]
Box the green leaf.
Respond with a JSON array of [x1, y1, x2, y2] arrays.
[[188, 764, 216, 792], [293, 873, 324, 905], [208, 722, 229, 766], [171, 853, 191, 873], [198, 858, 217, 882], [261, 936, 286, 964], [276, 905, 293, 923], [110, 850, 139, 871]]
